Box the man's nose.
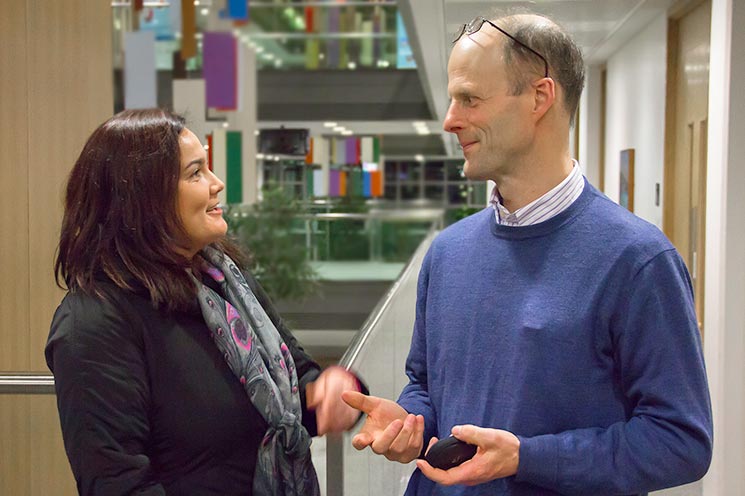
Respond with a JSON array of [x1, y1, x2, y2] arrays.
[[443, 101, 462, 134]]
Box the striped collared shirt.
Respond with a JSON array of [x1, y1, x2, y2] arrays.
[[489, 160, 584, 226]]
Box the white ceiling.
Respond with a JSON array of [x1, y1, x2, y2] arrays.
[[258, 0, 677, 156], [399, 0, 676, 155]]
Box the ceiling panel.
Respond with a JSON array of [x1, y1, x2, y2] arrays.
[[396, 0, 675, 156]]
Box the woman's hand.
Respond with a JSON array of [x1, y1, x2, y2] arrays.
[[306, 366, 361, 436]]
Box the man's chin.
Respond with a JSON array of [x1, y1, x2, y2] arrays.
[[462, 160, 484, 181]]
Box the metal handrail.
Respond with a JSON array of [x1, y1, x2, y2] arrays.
[[0, 373, 55, 394], [339, 228, 436, 371], [325, 222, 439, 496], [231, 207, 445, 223]]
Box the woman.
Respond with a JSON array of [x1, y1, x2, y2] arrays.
[[45, 108, 363, 495]]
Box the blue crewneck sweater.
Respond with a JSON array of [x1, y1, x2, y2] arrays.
[[399, 181, 712, 495]]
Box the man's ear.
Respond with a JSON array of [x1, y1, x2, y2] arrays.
[[532, 77, 556, 121]]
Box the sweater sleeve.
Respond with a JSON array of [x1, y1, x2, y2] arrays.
[[243, 272, 322, 436], [45, 293, 166, 496], [515, 249, 713, 494], [397, 249, 438, 451]]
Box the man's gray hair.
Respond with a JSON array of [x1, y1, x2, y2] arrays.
[[497, 14, 585, 127]]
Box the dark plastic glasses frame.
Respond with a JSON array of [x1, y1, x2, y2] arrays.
[[453, 17, 550, 78]]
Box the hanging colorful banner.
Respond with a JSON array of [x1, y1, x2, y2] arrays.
[[124, 31, 157, 109], [172, 79, 208, 143], [345, 138, 357, 165], [226, 131, 242, 204], [339, 170, 347, 196], [329, 169, 340, 197], [211, 129, 227, 204], [363, 171, 372, 197], [305, 7, 314, 33], [227, 0, 248, 21], [180, 0, 197, 59], [313, 169, 327, 197], [361, 137, 374, 164], [312, 137, 330, 167], [371, 170, 383, 197], [327, 7, 340, 67], [348, 169, 360, 196], [204, 32, 238, 110]]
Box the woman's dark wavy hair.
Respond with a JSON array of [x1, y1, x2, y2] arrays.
[[55, 108, 247, 312]]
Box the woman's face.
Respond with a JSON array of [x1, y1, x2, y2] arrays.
[[176, 128, 227, 257]]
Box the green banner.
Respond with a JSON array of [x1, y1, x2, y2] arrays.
[[226, 131, 242, 204]]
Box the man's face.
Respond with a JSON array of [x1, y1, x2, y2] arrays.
[[443, 35, 535, 182]]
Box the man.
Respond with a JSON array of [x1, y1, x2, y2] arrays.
[[342, 12, 713, 495]]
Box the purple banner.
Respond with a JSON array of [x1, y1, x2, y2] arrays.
[[329, 169, 340, 196], [203, 32, 237, 109], [327, 8, 339, 67], [345, 138, 357, 165]]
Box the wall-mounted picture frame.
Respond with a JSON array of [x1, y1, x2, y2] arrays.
[[619, 148, 635, 211]]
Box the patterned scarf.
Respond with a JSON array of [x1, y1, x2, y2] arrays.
[[193, 246, 320, 496]]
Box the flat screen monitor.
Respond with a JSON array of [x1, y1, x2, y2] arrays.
[[259, 128, 309, 156]]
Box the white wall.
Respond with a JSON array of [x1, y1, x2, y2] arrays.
[[603, 14, 668, 228], [578, 65, 603, 188], [703, 0, 745, 493]]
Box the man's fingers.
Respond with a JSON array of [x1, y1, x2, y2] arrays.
[[387, 414, 417, 454], [342, 390, 379, 414], [416, 458, 470, 486], [415, 415, 426, 449], [451, 424, 480, 444], [370, 419, 404, 455], [352, 432, 373, 451], [423, 435, 439, 456]]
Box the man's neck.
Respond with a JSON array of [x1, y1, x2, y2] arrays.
[[494, 152, 574, 212]]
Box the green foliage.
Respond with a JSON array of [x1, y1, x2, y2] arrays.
[[326, 195, 370, 260], [445, 205, 482, 226], [226, 186, 318, 302]]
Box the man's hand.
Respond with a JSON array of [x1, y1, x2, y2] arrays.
[[342, 391, 425, 463], [416, 425, 520, 486], [306, 367, 361, 436]]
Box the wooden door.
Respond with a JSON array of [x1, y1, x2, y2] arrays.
[[664, 0, 711, 332]]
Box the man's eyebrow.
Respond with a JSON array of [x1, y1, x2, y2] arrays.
[[450, 89, 476, 99]]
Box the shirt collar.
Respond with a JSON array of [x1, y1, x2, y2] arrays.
[[489, 160, 583, 227]]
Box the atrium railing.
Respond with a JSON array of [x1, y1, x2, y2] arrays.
[[324, 227, 437, 495]]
